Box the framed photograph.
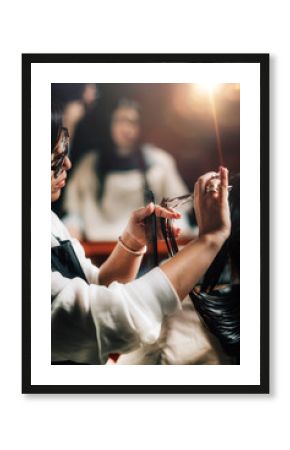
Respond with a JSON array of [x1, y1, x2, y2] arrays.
[[22, 53, 269, 394]]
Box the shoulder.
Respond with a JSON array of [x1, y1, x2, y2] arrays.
[[72, 151, 98, 177], [142, 143, 176, 167], [51, 211, 71, 241], [68, 151, 99, 190], [51, 210, 62, 229]]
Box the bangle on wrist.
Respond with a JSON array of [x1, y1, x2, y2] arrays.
[[118, 236, 147, 256]]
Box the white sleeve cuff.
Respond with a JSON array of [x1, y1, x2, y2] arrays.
[[124, 267, 181, 316]]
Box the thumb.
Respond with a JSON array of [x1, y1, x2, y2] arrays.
[[133, 202, 155, 221]]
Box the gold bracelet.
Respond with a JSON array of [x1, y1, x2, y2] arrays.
[[118, 236, 147, 256]]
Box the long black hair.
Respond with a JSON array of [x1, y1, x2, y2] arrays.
[[51, 106, 63, 153], [190, 174, 240, 362], [96, 98, 150, 201]]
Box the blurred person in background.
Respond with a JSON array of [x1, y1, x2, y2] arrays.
[[63, 83, 99, 144], [63, 98, 195, 241]]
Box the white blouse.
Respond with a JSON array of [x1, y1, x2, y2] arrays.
[[51, 212, 181, 364]]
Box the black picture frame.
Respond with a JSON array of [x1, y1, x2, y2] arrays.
[[22, 53, 269, 394]]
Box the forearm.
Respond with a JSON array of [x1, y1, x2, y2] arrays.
[[160, 234, 224, 301], [98, 242, 143, 286]]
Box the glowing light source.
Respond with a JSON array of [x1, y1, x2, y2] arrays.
[[195, 82, 220, 94], [192, 83, 224, 166]]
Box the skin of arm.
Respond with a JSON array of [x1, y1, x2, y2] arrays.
[[98, 241, 144, 286], [160, 234, 224, 300]]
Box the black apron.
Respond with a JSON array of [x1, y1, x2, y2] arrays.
[[51, 236, 89, 365], [51, 237, 87, 290]]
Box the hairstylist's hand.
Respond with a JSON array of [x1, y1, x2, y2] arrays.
[[121, 203, 182, 251], [193, 167, 231, 244]]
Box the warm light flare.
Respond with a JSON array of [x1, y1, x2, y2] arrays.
[[195, 82, 220, 94]]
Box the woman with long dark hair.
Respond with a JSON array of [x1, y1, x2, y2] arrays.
[[63, 98, 193, 241]]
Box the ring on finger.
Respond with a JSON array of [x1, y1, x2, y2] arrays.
[[205, 184, 233, 193], [205, 185, 219, 193]]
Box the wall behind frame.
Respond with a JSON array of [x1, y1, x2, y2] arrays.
[[1, 1, 286, 450]]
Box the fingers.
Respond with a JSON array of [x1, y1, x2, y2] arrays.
[[154, 204, 181, 220], [197, 167, 229, 200], [219, 166, 229, 205], [197, 171, 219, 195], [193, 180, 201, 226], [133, 203, 155, 221], [219, 166, 228, 188], [193, 179, 199, 205], [133, 203, 182, 222], [172, 225, 181, 238]]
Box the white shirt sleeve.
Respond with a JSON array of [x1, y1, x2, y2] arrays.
[[52, 267, 181, 365], [51, 212, 181, 364]]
